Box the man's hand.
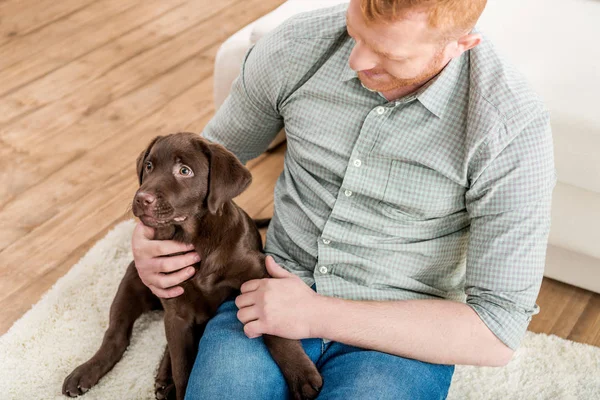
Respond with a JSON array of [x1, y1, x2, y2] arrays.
[[131, 221, 201, 298], [235, 255, 321, 339]]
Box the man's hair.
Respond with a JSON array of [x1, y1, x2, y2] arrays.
[[360, 0, 487, 39]]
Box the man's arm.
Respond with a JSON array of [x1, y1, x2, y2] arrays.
[[312, 295, 513, 366], [238, 255, 514, 366], [200, 20, 293, 164]]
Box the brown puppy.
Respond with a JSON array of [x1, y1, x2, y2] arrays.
[[62, 132, 323, 400]]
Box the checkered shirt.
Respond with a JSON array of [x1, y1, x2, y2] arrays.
[[202, 4, 557, 350]]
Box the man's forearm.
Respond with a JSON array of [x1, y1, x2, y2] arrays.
[[311, 295, 514, 367]]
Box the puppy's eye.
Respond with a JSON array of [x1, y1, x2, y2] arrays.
[[179, 165, 193, 176], [145, 161, 153, 171]]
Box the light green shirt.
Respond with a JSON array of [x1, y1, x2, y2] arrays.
[[202, 4, 557, 351]]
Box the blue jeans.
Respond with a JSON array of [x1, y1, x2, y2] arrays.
[[185, 285, 455, 399]]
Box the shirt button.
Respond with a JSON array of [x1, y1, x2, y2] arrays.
[[353, 159, 362, 167], [322, 238, 331, 244], [344, 190, 352, 197], [375, 106, 386, 115], [319, 266, 328, 274]]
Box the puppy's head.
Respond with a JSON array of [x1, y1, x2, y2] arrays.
[[132, 132, 252, 228]]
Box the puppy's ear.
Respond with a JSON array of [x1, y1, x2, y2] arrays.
[[204, 141, 252, 215], [136, 136, 163, 185]]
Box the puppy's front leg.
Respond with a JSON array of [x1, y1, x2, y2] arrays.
[[63, 261, 160, 397], [263, 335, 323, 400], [163, 312, 205, 400], [155, 344, 174, 400]]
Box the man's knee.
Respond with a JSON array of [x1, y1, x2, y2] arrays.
[[184, 300, 288, 400]]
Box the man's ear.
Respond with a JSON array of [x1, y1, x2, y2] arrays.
[[456, 32, 482, 55], [136, 136, 163, 185], [204, 141, 252, 215]]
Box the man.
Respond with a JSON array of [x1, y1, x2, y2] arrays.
[[132, 0, 557, 398]]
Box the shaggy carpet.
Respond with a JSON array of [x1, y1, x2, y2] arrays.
[[1, 219, 599, 399]]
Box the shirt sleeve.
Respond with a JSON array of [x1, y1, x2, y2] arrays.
[[200, 21, 292, 164], [465, 108, 558, 351]]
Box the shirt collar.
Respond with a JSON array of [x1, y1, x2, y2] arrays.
[[414, 52, 467, 118], [339, 38, 468, 119]]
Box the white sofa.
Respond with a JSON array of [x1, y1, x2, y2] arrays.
[[213, 0, 600, 293]]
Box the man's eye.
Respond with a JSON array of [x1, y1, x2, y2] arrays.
[[145, 161, 152, 171]]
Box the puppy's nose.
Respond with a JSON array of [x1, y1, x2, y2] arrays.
[[135, 192, 156, 207]]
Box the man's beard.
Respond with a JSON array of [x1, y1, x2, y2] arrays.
[[357, 47, 446, 93]]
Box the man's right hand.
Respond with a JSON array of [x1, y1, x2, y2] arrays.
[[131, 221, 201, 298]]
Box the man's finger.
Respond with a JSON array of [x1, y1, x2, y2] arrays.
[[240, 279, 262, 294], [135, 220, 155, 240], [155, 252, 200, 273], [149, 283, 184, 299], [236, 305, 260, 324], [244, 320, 264, 339], [151, 265, 196, 289], [265, 255, 291, 278], [235, 292, 257, 309], [154, 240, 196, 258]]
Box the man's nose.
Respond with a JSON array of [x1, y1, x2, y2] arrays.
[[135, 191, 156, 207], [348, 42, 378, 72]]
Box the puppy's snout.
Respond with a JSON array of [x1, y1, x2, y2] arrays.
[[135, 192, 156, 207]]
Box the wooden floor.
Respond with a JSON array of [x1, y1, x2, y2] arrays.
[[0, 0, 598, 351]]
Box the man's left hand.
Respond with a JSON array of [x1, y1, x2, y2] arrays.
[[235, 255, 321, 339]]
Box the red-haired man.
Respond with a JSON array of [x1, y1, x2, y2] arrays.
[[133, 0, 556, 398]]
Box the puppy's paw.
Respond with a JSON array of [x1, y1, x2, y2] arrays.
[[287, 363, 323, 400], [155, 380, 176, 400], [62, 363, 101, 397]]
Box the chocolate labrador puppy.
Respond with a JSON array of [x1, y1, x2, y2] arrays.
[[62, 132, 323, 399]]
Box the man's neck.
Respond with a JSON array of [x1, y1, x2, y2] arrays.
[[379, 64, 448, 102], [380, 84, 424, 102]]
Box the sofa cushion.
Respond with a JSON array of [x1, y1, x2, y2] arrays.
[[249, 0, 349, 44], [478, 0, 600, 194], [550, 181, 600, 260]]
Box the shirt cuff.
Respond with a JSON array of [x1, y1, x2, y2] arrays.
[[466, 292, 539, 351]]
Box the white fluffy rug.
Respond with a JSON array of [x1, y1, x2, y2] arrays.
[[1, 219, 599, 399]]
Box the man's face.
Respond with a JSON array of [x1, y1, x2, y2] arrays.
[[346, 0, 453, 92]]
